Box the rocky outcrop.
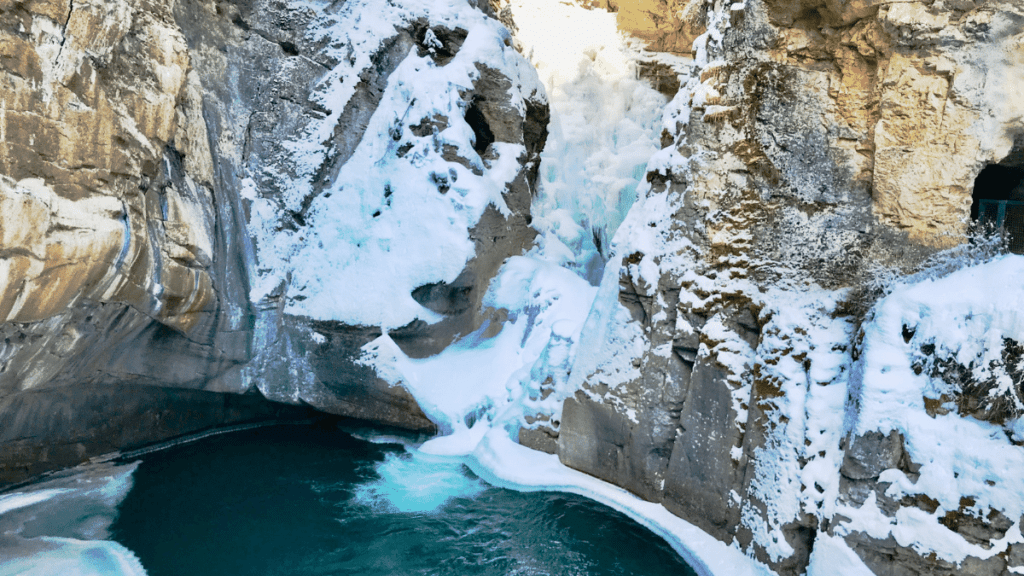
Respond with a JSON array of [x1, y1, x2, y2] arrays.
[[0, 0, 548, 484], [540, 0, 1024, 575], [584, 0, 709, 54], [4, 0, 1021, 574], [0, 0, 242, 392], [226, 0, 547, 428]]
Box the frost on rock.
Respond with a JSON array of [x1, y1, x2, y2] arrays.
[[741, 290, 854, 565], [533, 0, 1024, 572]]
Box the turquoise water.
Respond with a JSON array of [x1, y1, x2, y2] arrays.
[[110, 425, 698, 576]]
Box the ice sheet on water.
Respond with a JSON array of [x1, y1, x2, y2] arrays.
[[0, 536, 148, 576], [0, 461, 147, 576], [462, 428, 774, 576], [0, 461, 138, 540]]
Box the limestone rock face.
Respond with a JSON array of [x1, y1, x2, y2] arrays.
[[546, 1, 1024, 575], [585, 0, 709, 54], [0, 383, 315, 485], [0, 0, 547, 483], [0, 0, 242, 396]]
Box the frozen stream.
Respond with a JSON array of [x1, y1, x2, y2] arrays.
[[508, 0, 669, 284], [360, 0, 672, 459]]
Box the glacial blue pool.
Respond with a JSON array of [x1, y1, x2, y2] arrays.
[[109, 425, 698, 576]]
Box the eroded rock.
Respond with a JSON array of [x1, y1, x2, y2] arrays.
[[0, 0, 547, 481], [552, 0, 1024, 574]]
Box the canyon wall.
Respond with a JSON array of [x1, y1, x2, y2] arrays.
[[536, 0, 1024, 575], [3, 0, 1024, 574], [0, 0, 548, 482]]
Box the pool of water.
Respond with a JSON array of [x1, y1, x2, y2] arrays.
[[109, 425, 698, 576]]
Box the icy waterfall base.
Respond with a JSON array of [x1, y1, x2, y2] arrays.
[[1, 425, 700, 576]]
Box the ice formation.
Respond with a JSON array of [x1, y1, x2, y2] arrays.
[[3, 0, 1021, 574], [358, 0, 669, 450], [349, 1, 780, 575], [505, 0, 670, 283], [0, 462, 147, 576], [248, 0, 543, 328]]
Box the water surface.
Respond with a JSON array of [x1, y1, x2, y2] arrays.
[[111, 425, 698, 576]]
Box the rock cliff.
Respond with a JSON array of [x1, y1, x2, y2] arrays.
[[3, 0, 1024, 574], [538, 0, 1024, 575], [0, 0, 547, 482]]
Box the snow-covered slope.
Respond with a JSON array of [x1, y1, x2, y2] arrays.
[[533, 0, 1024, 574], [231, 0, 554, 428], [840, 256, 1024, 569]]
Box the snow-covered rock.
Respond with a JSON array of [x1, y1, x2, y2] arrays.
[[547, 0, 1024, 574], [3, 1, 1024, 576], [0, 0, 548, 479]]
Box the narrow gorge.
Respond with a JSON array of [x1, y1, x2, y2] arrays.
[[1, 0, 1023, 574]]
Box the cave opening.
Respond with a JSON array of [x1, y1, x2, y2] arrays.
[[972, 146, 1024, 253], [464, 98, 495, 155], [971, 165, 1024, 218]]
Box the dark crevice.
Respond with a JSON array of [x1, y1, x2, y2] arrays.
[[672, 346, 698, 368], [972, 159, 1024, 253], [231, 13, 250, 31], [54, 0, 75, 62], [464, 98, 494, 155], [411, 279, 473, 316], [279, 40, 299, 56]]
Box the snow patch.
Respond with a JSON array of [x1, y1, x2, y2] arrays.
[[840, 255, 1024, 563], [806, 534, 876, 576]]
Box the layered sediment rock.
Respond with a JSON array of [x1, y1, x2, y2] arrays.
[[0, 0, 238, 391], [0, 0, 548, 483]]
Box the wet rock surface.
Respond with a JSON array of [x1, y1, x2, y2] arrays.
[[0, 382, 315, 487]]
